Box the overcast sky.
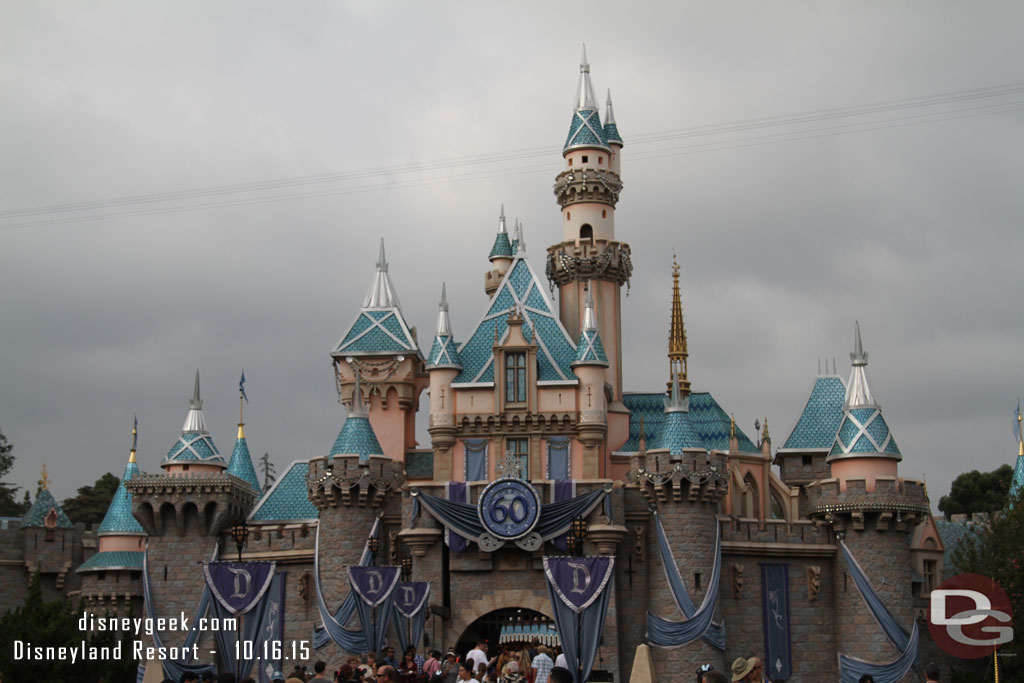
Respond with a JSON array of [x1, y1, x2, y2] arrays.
[[2, 2, 1022, 512]]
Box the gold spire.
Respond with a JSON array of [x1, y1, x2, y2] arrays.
[[129, 416, 137, 463], [38, 463, 50, 491], [238, 423, 246, 439], [667, 255, 691, 395]]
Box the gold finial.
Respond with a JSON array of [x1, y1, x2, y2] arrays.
[[730, 414, 736, 439], [38, 464, 50, 491], [129, 414, 138, 463], [238, 423, 246, 440], [638, 416, 647, 453], [667, 254, 691, 396], [762, 417, 770, 442]]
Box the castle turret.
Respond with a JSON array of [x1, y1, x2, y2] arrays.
[[426, 283, 462, 480], [603, 90, 623, 175], [485, 206, 514, 296], [1012, 400, 1023, 503], [547, 47, 630, 407], [162, 371, 226, 475], [227, 424, 262, 495], [77, 418, 146, 615], [667, 256, 691, 396], [21, 465, 78, 594], [805, 323, 928, 668], [571, 284, 609, 477], [331, 240, 426, 462]]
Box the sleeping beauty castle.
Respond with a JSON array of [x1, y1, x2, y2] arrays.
[[5, 49, 987, 682]]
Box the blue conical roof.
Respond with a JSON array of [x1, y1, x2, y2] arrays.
[[22, 488, 74, 528], [163, 372, 226, 467], [572, 329, 608, 365], [564, 109, 609, 152], [227, 426, 262, 494], [330, 415, 384, 461], [489, 232, 513, 260], [98, 459, 145, 535], [427, 284, 462, 370], [779, 375, 846, 452], [658, 410, 704, 454]]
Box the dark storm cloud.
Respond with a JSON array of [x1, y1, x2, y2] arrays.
[[2, 2, 1022, 510]]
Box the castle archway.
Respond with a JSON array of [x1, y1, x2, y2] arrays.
[[454, 606, 554, 659]]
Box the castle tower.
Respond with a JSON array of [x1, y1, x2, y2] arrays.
[[21, 465, 78, 597], [426, 283, 462, 481], [226, 380, 262, 495], [546, 46, 631, 404], [1012, 400, 1023, 502], [331, 240, 426, 462], [484, 206, 514, 296], [805, 323, 928, 666], [77, 418, 146, 616], [570, 284, 609, 478], [162, 371, 227, 476], [125, 373, 257, 659]]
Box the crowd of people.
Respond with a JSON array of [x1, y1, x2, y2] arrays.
[[159, 638, 575, 683], [696, 656, 944, 682]]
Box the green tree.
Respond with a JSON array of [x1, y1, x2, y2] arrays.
[[62, 472, 120, 526], [0, 429, 29, 516], [0, 572, 137, 680], [949, 488, 1024, 681], [938, 464, 1013, 519]]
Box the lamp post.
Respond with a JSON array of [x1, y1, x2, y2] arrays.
[[367, 535, 382, 565], [400, 556, 413, 581], [232, 522, 249, 563], [569, 516, 588, 558]]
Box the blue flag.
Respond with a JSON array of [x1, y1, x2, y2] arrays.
[[240, 371, 248, 403], [1015, 402, 1021, 444]]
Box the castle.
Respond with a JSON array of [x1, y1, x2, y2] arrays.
[[4, 50, 982, 682]]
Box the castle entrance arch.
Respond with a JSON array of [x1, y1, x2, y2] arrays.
[[454, 607, 556, 659]]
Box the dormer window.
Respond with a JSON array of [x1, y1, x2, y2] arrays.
[[505, 352, 527, 403], [582, 155, 589, 163], [45, 508, 57, 542]]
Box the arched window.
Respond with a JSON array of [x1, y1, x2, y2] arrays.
[[580, 224, 593, 241], [743, 473, 760, 518]]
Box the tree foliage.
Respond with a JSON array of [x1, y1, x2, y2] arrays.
[[0, 572, 138, 680], [62, 472, 120, 527], [0, 429, 30, 516], [949, 488, 1023, 681], [938, 464, 1012, 519]]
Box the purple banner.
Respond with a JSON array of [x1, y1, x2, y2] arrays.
[[543, 556, 615, 613], [394, 581, 430, 618], [447, 481, 468, 552], [551, 480, 574, 552], [204, 561, 276, 615], [257, 572, 286, 683], [348, 566, 400, 608]]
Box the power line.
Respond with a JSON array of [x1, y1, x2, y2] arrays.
[[2, 80, 1022, 230]]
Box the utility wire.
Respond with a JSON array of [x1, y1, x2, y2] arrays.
[[2, 81, 1022, 229]]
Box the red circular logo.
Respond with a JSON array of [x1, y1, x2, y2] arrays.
[[927, 573, 1014, 659]]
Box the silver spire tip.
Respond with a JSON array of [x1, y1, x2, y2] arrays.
[[851, 321, 868, 366], [376, 238, 388, 272], [190, 370, 202, 409]]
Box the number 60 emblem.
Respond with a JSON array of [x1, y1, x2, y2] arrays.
[[478, 478, 541, 540]]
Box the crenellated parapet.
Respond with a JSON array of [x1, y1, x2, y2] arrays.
[[307, 454, 404, 509], [805, 477, 929, 532], [126, 473, 256, 537], [546, 239, 632, 288], [626, 450, 728, 505], [553, 167, 622, 209]]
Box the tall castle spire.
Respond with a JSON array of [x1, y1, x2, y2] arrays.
[[668, 256, 691, 396], [163, 370, 225, 468], [574, 44, 599, 112], [364, 239, 401, 309]]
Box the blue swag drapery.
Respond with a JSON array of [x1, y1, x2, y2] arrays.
[[141, 547, 216, 681], [543, 557, 616, 683], [646, 511, 726, 650], [312, 518, 382, 653], [837, 541, 919, 683], [392, 582, 430, 655], [210, 571, 285, 679]]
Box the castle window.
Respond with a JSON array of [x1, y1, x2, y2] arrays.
[[98, 571, 106, 581], [507, 438, 529, 479], [694, 572, 702, 591], [923, 560, 937, 593], [602, 210, 606, 218], [598, 156, 603, 164], [582, 155, 589, 163], [566, 212, 571, 220], [505, 352, 527, 404], [580, 224, 593, 241], [802, 455, 812, 467], [567, 158, 572, 167], [770, 493, 785, 520], [182, 464, 190, 471]]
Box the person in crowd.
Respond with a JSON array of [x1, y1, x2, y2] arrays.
[[399, 650, 420, 679], [546, 668, 572, 683], [381, 647, 400, 669], [441, 649, 460, 683], [309, 660, 331, 683], [858, 675, 875, 683], [702, 671, 728, 683], [270, 672, 286, 683], [457, 660, 479, 683], [407, 645, 426, 672], [376, 665, 400, 683], [730, 657, 754, 682], [360, 652, 378, 678], [924, 662, 941, 682], [529, 645, 553, 683], [466, 640, 488, 675], [180, 673, 199, 683], [422, 650, 442, 678], [216, 673, 237, 683]]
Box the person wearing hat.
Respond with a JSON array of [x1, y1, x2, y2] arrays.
[[441, 650, 459, 683], [730, 657, 757, 682], [270, 673, 285, 683]]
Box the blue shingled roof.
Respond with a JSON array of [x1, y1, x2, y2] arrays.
[[564, 109, 609, 151], [227, 435, 262, 494], [829, 407, 901, 456], [249, 460, 318, 522], [77, 551, 143, 572], [603, 122, 622, 145], [780, 376, 846, 451], [572, 329, 608, 365], [658, 410, 704, 454], [936, 520, 977, 579], [427, 333, 462, 370], [453, 257, 577, 384], [330, 415, 384, 461], [618, 392, 759, 454], [164, 431, 225, 465], [334, 309, 419, 356], [98, 461, 145, 535], [489, 232, 513, 260], [22, 488, 74, 528], [1013, 454, 1024, 501]]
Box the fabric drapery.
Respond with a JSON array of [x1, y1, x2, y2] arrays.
[[543, 556, 615, 683], [210, 571, 284, 679], [392, 582, 430, 655], [760, 563, 792, 680], [646, 512, 725, 649], [313, 519, 383, 653], [837, 541, 919, 683], [547, 436, 571, 480], [551, 480, 574, 552], [445, 481, 469, 552], [464, 438, 488, 481], [141, 547, 216, 681]]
